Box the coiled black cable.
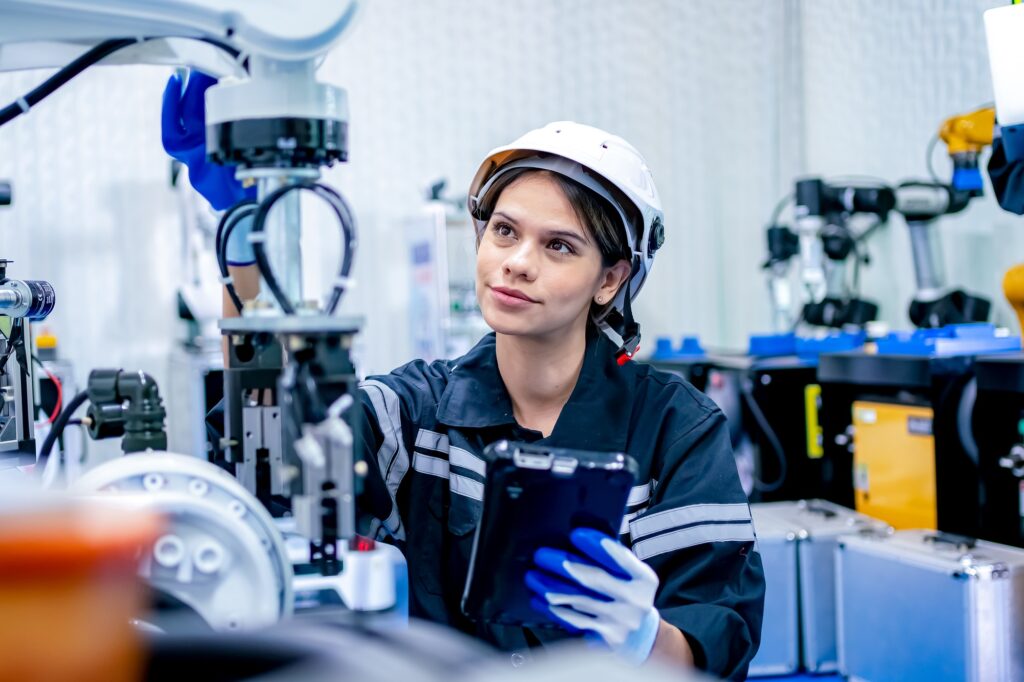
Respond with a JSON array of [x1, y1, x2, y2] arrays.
[[0, 37, 245, 128], [739, 381, 788, 493], [250, 181, 357, 315], [37, 390, 89, 468], [215, 199, 259, 314]]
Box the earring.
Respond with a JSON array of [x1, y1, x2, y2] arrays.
[[596, 296, 604, 304]]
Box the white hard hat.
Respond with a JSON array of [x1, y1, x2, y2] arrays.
[[467, 121, 665, 360]]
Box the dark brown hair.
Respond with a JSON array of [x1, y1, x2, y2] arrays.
[[475, 168, 631, 268]]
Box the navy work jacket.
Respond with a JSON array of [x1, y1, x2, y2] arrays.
[[356, 332, 765, 680]]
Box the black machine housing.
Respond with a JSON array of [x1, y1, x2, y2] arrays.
[[817, 352, 983, 538], [973, 354, 1024, 548]]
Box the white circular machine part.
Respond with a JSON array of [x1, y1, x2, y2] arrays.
[[74, 453, 294, 631]]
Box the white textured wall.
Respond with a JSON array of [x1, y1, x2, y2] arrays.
[[0, 0, 1018, 406]]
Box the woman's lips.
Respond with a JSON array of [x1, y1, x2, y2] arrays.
[[490, 286, 538, 308]]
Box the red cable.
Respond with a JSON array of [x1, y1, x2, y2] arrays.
[[35, 364, 62, 425]]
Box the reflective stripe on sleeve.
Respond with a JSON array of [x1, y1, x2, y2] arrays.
[[620, 507, 646, 535], [450, 474, 484, 501], [629, 502, 752, 541], [627, 481, 652, 507], [450, 445, 486, 477], [415, 428, 450, 453], [360, 379, 411, 540], [412, 452, 449, 479], [412, 452, 484, 502], [632, 522, 756, 560]]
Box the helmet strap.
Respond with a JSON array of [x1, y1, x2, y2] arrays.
[[613, 267, 642, 365]]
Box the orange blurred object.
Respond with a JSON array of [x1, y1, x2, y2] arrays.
[[0, 502, 160, 682], [1004, 262, 1024, 335]]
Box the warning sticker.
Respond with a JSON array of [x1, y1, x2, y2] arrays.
[[907, 416, 933, 436], [855, 463, 870, 492]]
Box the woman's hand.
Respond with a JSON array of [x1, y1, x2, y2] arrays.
[[526, 528, 662, 665]]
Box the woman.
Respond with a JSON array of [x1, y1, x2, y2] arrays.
[[354, 122, 764, 678], [163, 76, 764, 677]]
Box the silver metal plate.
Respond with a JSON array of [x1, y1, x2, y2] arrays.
[[220, 315, 363, 335]]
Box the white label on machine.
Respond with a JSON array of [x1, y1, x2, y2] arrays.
[[854, 407, 877, 424], [907, 416, 933, 436], [855, 463, 870, 492]]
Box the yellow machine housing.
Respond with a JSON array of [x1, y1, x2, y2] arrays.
[[852, 400, 937, 530], [1005, 263, 1024, 334], [939, 106, 995, 156]]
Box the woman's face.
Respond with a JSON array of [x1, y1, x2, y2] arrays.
[[476, 172, 629, 340]]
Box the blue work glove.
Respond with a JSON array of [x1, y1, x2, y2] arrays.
[[161, 71, 256, 213], [527, 528, 661, 666]]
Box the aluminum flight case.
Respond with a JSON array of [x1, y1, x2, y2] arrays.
[[755, 499, 891, 674], [747, 508, 801, 677], [836, 529, 1024, 682]]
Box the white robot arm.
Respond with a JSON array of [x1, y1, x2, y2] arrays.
[[0, 0, 357, 170], [985, 2, 1024, 160], [0, 1, 357, 68]]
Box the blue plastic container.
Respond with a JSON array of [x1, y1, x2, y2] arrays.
[[874, 324, 1021, 357], [748, 333, 797, 358], [794, 331, 866, 360], [650, 335, 706, 360]]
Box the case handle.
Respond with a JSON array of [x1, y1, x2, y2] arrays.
[[923, 532, 977, 550], [803, 502, 838, 519]]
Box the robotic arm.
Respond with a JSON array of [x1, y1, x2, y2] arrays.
[[939, 106, 994, 193], [0, 1, 356, 70], [0, 1, 396, 625], [764, 178, 894, 332], [0, 0, 357, 308]]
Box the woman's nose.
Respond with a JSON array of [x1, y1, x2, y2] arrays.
[[503, 242, 538, 280]]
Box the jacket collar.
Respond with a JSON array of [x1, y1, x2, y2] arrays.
[[435, 331, 635, 453]]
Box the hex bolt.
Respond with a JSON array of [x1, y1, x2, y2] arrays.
[[188, 478, 210, 496], [143, 473, 165, 491], [193, 541, 225, 575], [154, 534, 186, 568]]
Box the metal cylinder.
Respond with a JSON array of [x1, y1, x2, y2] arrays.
[[258, 175, 305, 311], [0, 279, 55, 320], [795, 217, 827, 303], [824, 258, 849, 299], [767, 266, 795, 333], [907, 220, 947, 299]]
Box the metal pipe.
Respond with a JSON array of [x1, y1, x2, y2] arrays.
[[824, 258, 849, 299], [258, 175, 305, 310], [907, 219, 947, 300], [796, 216, 827, 303], [767, 263, 795, 332]]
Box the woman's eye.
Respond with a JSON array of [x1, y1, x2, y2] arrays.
[[492, 222, 515, 238], [549, 239, 575, 255]]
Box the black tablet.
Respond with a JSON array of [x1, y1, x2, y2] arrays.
[[460, 440, 638, 627]]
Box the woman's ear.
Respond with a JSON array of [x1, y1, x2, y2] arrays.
[[594, 258, 632, 305]]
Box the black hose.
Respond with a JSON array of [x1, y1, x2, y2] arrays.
[[769, 193, 793, 226], [0, 39, 138, 127], [216, 200, 259, 313], [0, 37, 247, 128], [250, 181, 358, 315], [739, 381, 788, 493], [38, 390, 89, 468]]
